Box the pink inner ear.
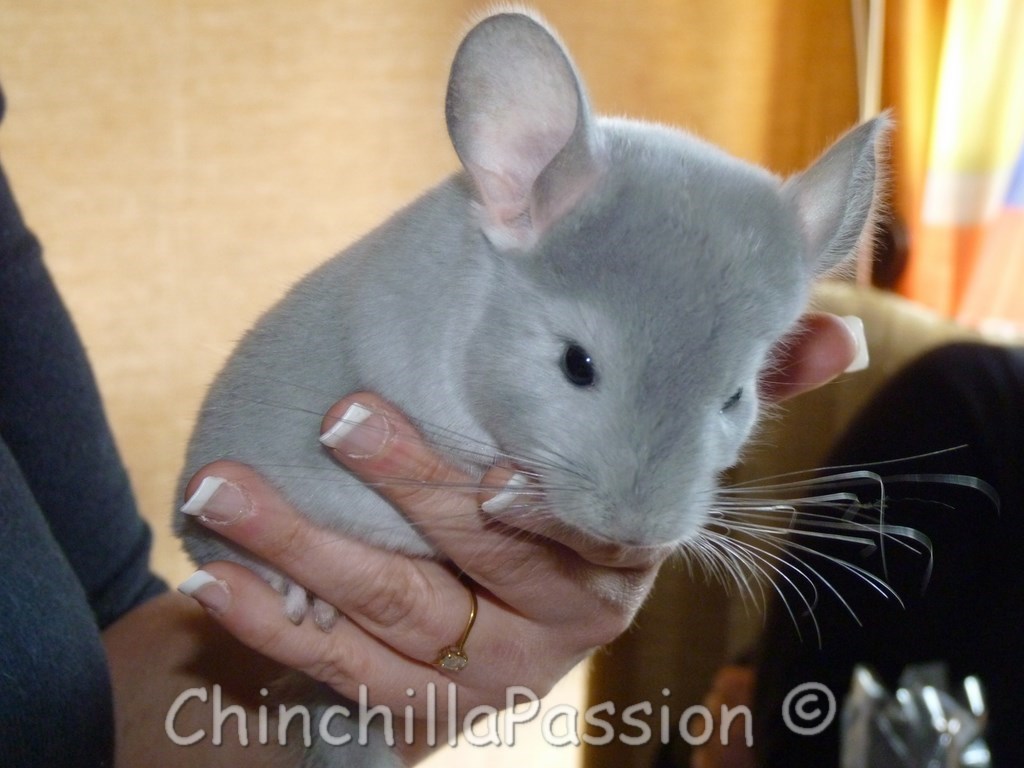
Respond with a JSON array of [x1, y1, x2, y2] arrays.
[[465, 114, 581, 245], [469, 162, 533, 245], [470, 133, 605, 252], [446, 13, 598, 250], [531, 148, 606, 235], [782, 115, 889, 275]]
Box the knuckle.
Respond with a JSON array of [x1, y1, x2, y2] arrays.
[[311, 643, 376, 695], [403, 445, 454, 486], [464, 533, 547, 589], [349, 561, 431, 631], [256, 514, 308, 569], [378, 439, 471, 514], [246, 611, 304, 662]]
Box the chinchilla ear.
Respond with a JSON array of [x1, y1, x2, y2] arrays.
[[445, 12, 605, 250], [782, 112, 891, 276]]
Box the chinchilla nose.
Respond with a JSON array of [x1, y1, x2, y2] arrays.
[[594, 471, 690, 547], [597, 437, 714, 546]]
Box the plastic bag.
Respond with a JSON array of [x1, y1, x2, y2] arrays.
[[840, 662, 990, 767]]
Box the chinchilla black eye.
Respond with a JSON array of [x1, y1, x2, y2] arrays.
[[722, 387, 743, 411], [561, 343, 596, 387]]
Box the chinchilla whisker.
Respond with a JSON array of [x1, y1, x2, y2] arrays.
[[883, 472, 1001, 511], [353, 415, 589, 484], [685, 529, 827, 643], [713, 517, 880, 550], [713, 496, 867, 519], [779, 538, 904, 607], [731, 516, 933, 573], [694, 496, 934, 644], [720, 469, 886, 497], [709, 500, 933, 594], [721, 504, 885, 529], [233, 373, 342, 401], [731, 511, 933, 551], [220, 392, 328, 419], [221, 382, 558, 476], [405, 420, 592, 486], [723, 539, 862, 645], [302, 498, 555, 549], [714, 464, 991, 586], [721, 472, 998, 524], [225, 382, 594, 491], [525, 446, 594, 485], [257, 466, 561, 497], [724, 446, 973, 490], [251, 468, 486, 494], [726, 521, 921, 581], [683, 533, 773, 611], [695, 527, 810, 609], [372, 426, 589, 488]]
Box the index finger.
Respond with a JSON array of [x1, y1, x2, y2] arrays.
[[761, 312, 861, 402], [319, 394, 660, 623]]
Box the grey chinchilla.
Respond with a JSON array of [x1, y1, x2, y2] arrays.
[[175, 9, 888, 766]]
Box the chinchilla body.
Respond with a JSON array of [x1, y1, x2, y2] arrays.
[[175, 9, 888, 766]]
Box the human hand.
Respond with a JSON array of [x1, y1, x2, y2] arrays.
[[178, 391, 665, 754], [175, 311, 859, 760]]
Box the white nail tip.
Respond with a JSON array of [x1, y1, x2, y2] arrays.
[[319, 403, 374, 448], [180, 476, 226, 515], [842, 315, 870, 373], [178, 570, 218, 596], [481, 473, 529, 514]]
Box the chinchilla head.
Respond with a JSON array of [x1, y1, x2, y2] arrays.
[[444, 11, 889, 548]]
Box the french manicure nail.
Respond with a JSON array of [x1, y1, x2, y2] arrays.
[[180, 476, 251, 525], [178, 570, 232, 615], [481, 473, 529, 515], [319, 402, 393, 459], [841, 315, 870, 373]]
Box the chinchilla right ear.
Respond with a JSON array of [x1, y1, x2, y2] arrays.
[[782, 112, 892, 276], [445, 12, 606, 251]]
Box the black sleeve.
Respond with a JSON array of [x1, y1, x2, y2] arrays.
[[0, 83, 166, 767]]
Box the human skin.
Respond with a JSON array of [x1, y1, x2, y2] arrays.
[[103, 311, 859, 767]]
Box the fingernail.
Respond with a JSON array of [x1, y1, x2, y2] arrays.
[[319, 402, 393, 459], [841, 315, 870, 372], [178, 570, 231, 615], [180, 476, 252, 525], [481, 473, 530, 515]]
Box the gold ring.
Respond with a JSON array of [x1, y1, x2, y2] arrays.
[[435, 588, 478, 672]]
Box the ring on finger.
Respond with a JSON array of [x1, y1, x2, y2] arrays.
[[434, 587, 478, 672]]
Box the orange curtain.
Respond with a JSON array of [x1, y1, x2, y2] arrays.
[[890, 0, 1024, 337]]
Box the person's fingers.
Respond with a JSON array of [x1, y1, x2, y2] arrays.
[[761, 312, 860, 402], [180, 461, 478, 669], [316, 394, 499, 559], [179, 553, 578, 705], [319, 394, 661, 631], [180, 390, 665, 705], [177, 560, 477, 713], [179, 458, 596, 697]]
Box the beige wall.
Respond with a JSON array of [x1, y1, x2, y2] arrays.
[[0, 0, 858, 585]]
